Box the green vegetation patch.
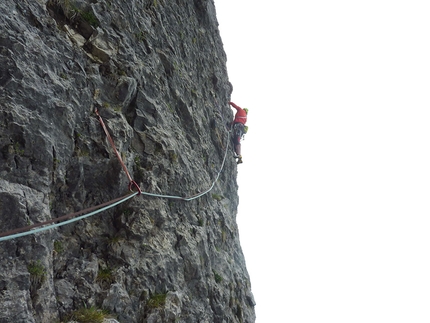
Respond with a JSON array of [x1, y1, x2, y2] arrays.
[[80, 10, 99, 27], [213, 270, 223, 284], [96, 267, 114, 285], [54, 240, 64, 254], [27, 261, 46, 283], [147, 293, 167, 309], [69, 306, 110, 323], [211, 193, 224, 201]]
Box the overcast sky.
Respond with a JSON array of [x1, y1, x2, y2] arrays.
[[214, 1, 430, 322]]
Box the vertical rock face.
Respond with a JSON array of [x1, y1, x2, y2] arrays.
[[0, 1, 255, 322]]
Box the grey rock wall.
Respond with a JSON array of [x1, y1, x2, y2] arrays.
[[0, 0, 255, 322]]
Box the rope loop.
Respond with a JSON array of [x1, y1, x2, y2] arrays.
[[128, 180, 142, 195]]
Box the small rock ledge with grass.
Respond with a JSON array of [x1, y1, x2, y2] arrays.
[[0, 0, 255, 322]]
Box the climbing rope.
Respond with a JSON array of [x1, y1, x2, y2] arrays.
[[0, 105, 231, 242], [95, 108, 141, 194], [96, 106, 231, 200], [0, 192, 138, 242], [139, 125, 230, 201]]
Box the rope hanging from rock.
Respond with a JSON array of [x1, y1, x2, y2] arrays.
[[0, 105, 231, 242], [95, 108, 142, 195], [95, 108, 231, 200], [138, 126, 230, 201]]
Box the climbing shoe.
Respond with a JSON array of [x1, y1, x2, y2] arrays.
[[237, 157, 243, 164]]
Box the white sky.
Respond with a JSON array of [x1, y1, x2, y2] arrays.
[[214, 1, 430, 322]]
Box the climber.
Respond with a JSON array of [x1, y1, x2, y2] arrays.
[[229, 101, 248, 164]]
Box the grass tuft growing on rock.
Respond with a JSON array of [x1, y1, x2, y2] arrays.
[[27, 261, 46, 284], [147, 293, 167, 309], [80, 10, 99, 27], [211, 193, 224, 201], [69, 306, 110, 323], [53, 240, 64, 254], [96, 267, 114, 285], [213, 270, 223, 284]]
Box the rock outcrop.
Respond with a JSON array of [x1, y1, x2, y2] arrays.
[[0, 1, 255, 322]]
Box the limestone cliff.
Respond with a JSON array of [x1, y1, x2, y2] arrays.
[[0, 1, 255, 322]]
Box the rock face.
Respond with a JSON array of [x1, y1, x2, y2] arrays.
[[0, 1, 255, 322]]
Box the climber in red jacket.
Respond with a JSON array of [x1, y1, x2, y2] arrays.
[[229, 101, 248, 164]]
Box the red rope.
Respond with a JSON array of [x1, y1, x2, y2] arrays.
[[0, 110, 143, 241], [95, 108, 141, 195]]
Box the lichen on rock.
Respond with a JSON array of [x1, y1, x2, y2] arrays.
[[0, 0, 255, 322]]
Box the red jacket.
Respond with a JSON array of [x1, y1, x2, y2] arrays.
[[229, 102, 247, 125]]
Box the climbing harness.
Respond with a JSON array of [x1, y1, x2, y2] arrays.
[[0, 105, 231, 242], [233, 123, 245, 138]]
